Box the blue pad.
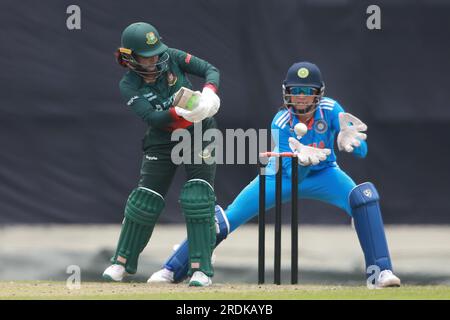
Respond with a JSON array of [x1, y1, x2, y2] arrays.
[[163, 205, 230, 282], [350, 182, 393, 274], [215, 205, 230, 243]]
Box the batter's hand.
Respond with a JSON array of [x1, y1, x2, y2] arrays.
[[174, 90, 209, 123], [174, 87, 220, 123], [337, 113, 367, 153], [288, 137, 331, 166], [200, 86, 220, 118]]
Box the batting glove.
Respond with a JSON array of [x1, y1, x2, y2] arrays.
[[200, 86, 221, 118], [174, 91, 210, 123]]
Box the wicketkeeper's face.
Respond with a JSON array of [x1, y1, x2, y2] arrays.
[[290, 88, 317, 111]]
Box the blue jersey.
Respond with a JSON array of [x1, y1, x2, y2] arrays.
[[271, 97, 367, 172]]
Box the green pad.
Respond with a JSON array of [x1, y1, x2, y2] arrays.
[[180, 179, 216, 277], [111, 187, 165, 274]]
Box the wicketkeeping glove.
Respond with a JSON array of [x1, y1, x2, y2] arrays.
[[337, 113, 367, 153], [288, 137, 331, 166]]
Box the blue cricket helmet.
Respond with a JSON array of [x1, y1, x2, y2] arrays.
[[282, 61, 325, 115], [283, 61, 324, 89]]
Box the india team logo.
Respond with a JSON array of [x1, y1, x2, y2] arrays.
[[297, 67, 309, 79], [314, 119, 328, 134], [146, 32, 158, 45]]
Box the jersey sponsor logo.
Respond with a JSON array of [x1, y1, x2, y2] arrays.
[[146, 32, 158, 45], [162, 96, 175, 109], [314, 119, 328, 134], [127, 95, 139, 106], [144, 92, 157, 101], [308, 141, 325, 149]]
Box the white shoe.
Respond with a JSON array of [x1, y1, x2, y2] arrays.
[[189, 271, 212, 287], [376, 270, 401, 288], [102, 264, 128, 282], [147, 268, 175, 283]]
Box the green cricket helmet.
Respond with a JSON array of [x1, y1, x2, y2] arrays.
[[282, 61, 325, 116], [116, 22, 169, 78]]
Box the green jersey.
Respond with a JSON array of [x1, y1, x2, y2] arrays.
[[119, 48, 220, 150]]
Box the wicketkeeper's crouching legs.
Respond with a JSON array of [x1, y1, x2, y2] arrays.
[[111, 187, 165, 274], [350, 182, 401, 287], [350, 182, 392, 272], [179, 179, 217, 279]]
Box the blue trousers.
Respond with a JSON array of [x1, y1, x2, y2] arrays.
[[163, 164, 393, 281], [226, 165, 355, 232]]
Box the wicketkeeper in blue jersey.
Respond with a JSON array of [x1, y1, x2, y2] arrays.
[[148, 61, 401, 288]]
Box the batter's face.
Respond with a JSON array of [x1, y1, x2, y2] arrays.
[[135, 55, 159, 70]]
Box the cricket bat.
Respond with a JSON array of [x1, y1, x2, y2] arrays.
[[173, 87, 201, 111]]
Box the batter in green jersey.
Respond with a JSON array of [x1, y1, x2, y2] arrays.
[[102, 22, 221, 287]]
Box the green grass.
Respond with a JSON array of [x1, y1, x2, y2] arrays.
[[0, 281, 449, 300]]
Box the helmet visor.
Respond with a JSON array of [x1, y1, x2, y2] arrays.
[[290, 87, 317, 95]]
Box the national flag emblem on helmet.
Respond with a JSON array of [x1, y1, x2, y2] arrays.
[[297, 67, 309, 79], [146, 32, 158, 45]]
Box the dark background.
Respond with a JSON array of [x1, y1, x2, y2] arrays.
[[1, 0, 449, 224]]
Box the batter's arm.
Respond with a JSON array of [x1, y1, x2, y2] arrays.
[[170, 48, 220, 91], [120, 84, 182, 129]]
